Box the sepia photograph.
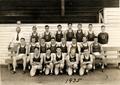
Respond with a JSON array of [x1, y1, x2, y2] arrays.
[[0, 0, 120, 85]]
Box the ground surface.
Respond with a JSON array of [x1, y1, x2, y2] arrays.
[[0, 65, 120, 85]]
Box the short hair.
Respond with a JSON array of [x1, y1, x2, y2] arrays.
[[34, 47, 39, 50], [20, 38, 25, 41], [78, 23, 82, 26], [51, 37, 55, 40], [88, 24, 93, 26], [101, 25, 105, 28], [72, 37, 76, 40], [94, 36, 98, 39], [57, 25, 62, 27], [45, 25, 49, 28], [68, 22, 72, 25]]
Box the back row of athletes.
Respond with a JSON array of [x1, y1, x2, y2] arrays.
[[8, 23, 109, 77]]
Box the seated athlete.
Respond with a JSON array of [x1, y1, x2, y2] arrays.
[[66, 49, 79, 76], [98, 25, 109, 44], [90, 37, 105, 70], [42, 25, 52, 45], [12, 38, 27, 74], [30, 47, 43, 77], [86, 24, 95, 42], [60, 38, 68, 60], [75, 23, 84, 43], [50, 37, 58, 60], [68, 37, 80, 56], [54, 47, 64, 75], [80, 36, 90, 53], [30, 26, 39, 43], [44, 49, 54, 75], [65, 23, 75, 45], [55, 25, 64, 45], [79, 49, 93, 76]]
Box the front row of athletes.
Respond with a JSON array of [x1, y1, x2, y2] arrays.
[[12, 36, 105, 77]]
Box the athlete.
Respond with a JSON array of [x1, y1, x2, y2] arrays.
[[66, 49, 79, 76], [98, 25, 109, 44], [44, 49, 54, 75], [30, 47, 43, 76], [79, 49, 93, 76], [30, 26, 39, 43], [12, 38, 27, 74], [54, 47, 64, 75]]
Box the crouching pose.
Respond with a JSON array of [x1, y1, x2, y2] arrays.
[[66, 49, 79, 76], [54, 47, 64, 75], [44, 49, 54, 75], [79, 49, 93, 76], [90, 37, 105, 70], [12, 38, 27, 74], [30, 47, 43, 77]]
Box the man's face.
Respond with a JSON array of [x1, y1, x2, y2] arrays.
[[68, 24, 72, 29], [31, 38, 36, 43], [88, 25, 93, 31], [51, 39, 56, 44], [34, 48, 39, 54], [58, 26, 62, 31], [45, 26, 49, 32], [94, 38, 98, 43], [77, 24, 82, 30], [16, 27, 21, 33], [57, 48, 61, 54], [32, 27, 37, 33], [72, 39, 76, 44], [20, 39, 25, 44], [84, 50, 89, 55], [46, 49, 51, 55], [71, 49, 76, 56], [101, 27, 105, 32], [41, 39, 45, 44]]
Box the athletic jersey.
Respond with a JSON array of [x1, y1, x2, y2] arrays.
[[43, 32, 51, 42], [46, 55, 51, 62], [92, 43, 101, 53], [87, 31, 95, 41], [30, 33, 39, 42], [83, 55, 90, 62], [56, 31, 63, 42], [40, 44, 46, 53], [30, 44, 36, 53], [56, 54, 62, 61], [81, 43, 89, 52], [66, 30, 74, 41], [33, 55, 41, 62], [61, 44, 67, 53], [98, 32, 109, 44], [70, 44, 79, 53], [19, 45, 26, 54], [50, 44, 57, 53], [76, 30, 84, 42], [70, 55, 76, 62]]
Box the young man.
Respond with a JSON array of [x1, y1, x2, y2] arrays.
[[50, 37, 57, 60], [79, 49, 93, 76], [54, 47, 64, 75], [60, 38, 68, 60], [30, 26, 39, 43], [28, 37, 37, 69], [68, 38, 80, 55], [30, 47, 43, 77], [42, 25, 52, 45], [66, 49, 79, 76], [98, 25, 109, 44], [12, 38, 27, 74], [76, 23, 84, 43], [44, 49, 54, 75], [90, 37, 105, 70], [80, 36, 90, 53], [55, 25, 63, 45], [86, 24, 95, 41], [65, 23, 75, 45]]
